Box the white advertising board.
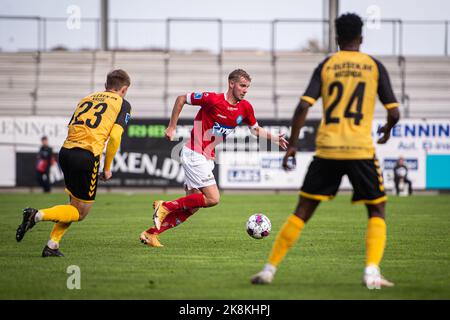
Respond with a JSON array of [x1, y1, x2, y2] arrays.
[[218, 151, 315, 189], [0, 146, 16, 187], [373, 119, 450, 190], [0, 116, 68, 151]]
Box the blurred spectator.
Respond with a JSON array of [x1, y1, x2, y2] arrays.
[[36, 136, 55, 193], [393, 157, 412, 196]]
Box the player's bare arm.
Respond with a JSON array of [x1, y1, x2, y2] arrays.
[[377, 107, 400, 144], [251, 126, 288, 150], [282, 100, 311, 170], [166, 94, 187, 141]]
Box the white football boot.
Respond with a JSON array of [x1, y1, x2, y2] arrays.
[[363, 265, 395, 289], [251, 264, 277, 285]]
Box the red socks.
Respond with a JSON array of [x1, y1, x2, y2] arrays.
[[147, 209, 195, 235], [146, 194, 206, 235], [163, 193, 206, 212]]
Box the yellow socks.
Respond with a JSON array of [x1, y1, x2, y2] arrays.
[[268, 214, 305, 267], [366, 217, 387, 267], [40, 205, 80, 223], [263, 214, 385, 276], [50, 222, 71, 245]]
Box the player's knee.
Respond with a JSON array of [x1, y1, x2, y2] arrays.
[[295, 197, 320, 222], [70, 201, 91, 221], [366, 203, 385, 219], [205, 194, 220, 207], [77, 212, 87, 221], [367, 206, 385, 219], [75, 208, 90, 221]]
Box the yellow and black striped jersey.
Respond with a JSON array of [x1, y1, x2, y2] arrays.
[[63, 91, 131, 156], [301, 50, 399, 159]]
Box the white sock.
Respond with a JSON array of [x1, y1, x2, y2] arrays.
[[263, 263, 277, 275], [34, 211, 44, 223], [47, 239, 59, 250], [365, 264, 380, 276]]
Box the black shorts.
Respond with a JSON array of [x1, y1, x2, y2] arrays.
[[59, 147, 100, 202], [300, 156, 386, 204]]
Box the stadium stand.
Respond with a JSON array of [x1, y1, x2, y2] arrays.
[[0, 51, 448, 119], [403, 56, 450, 118], [0, 52, 37, 115]]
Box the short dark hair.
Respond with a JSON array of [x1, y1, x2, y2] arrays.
[[335, 13, 363, 42], [105, 69, 131, 90], [41, 136, 48, 141], [228, 69, 251, 82]]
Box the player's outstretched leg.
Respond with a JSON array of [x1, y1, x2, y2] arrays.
[[141, 208, 195, 247], [15, 208, 38, 242], [17, 200, 85, 257], [16, 206, 68, 257], [153, 193, 207, 230], [146, 186, 215, 247]]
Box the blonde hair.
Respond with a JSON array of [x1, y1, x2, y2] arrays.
[[228, 69, 251, 82]]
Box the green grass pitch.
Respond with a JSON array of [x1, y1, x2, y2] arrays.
[[0, 193, 449, 299]]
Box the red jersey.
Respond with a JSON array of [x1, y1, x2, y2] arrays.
[[185, 92, 258, 159]]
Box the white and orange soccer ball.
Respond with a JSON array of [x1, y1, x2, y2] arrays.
[[246, 213, 271, 239]]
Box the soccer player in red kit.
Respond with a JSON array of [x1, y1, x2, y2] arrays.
[[140, 69, 288, 247]]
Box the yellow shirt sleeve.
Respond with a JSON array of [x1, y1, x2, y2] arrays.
[[104, 124, 124, 171]]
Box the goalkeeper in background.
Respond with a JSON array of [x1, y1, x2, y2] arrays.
[[15, 69, 132, 257]]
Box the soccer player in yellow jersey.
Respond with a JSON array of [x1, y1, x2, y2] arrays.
[[16, 69, 132, 257], [251, 13, 400, 288]]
